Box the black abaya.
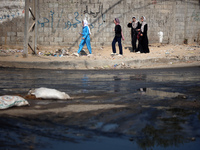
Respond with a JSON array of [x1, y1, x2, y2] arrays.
[[127, 22, 141, 52], [138, 24, 149, 53]]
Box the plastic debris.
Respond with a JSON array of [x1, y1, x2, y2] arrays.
[[38, 52, 43, 55], [28, 87, 71, 100], [114, 64, 118, 67], [0, 95, 29, 109]]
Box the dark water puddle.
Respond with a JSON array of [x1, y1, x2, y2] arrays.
[[0, 67, 200, 149], [0, 107, 199, 150]]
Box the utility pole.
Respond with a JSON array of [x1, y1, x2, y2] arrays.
[[34, 0, 38, 54], [23, 0, 29, 57], [23, 0, 38, 58]]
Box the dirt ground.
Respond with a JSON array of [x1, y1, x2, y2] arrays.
[[0, 44, 200, 63]]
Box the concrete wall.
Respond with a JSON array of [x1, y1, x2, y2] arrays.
[[0, 0, 200, 48]]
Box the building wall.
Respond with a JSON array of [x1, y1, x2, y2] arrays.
[[0, 0, 200, 48]]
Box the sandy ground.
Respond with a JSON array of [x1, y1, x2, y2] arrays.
[[0, 44, 200, 63]]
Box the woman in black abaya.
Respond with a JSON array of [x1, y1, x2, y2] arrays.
[[127, 17, 141, 52], [138, 16, 150, 53]]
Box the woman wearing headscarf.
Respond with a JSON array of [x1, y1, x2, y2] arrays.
[[127, 16, 141, 52], [75, 19, 92, 56], [138, 16, 150, 53], [112, 18, 125, 56]]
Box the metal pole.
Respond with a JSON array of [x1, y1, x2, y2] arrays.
[[32, 0, 35, 54], [23, 0, 29, 57], [34, 0, 38, 54]]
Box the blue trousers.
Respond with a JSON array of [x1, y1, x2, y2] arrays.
[[112, 37, 123, 55], [78, 36, 92, 54]]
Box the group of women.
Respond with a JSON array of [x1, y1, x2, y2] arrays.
[[113, 16, 150, 55], [75, 16, 149, 56]]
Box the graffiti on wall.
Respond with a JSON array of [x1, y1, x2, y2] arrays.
[[64, 12, 82, 30], [38, 10, 82, 32], [83, 4, 103, 18], [83, 3, 106, 32], [191, 10, 200, 21], [97, 14, 106, 32], [37, 2, 106, 33], [0, 0, 25, 23], [38, 10, 106, 33]]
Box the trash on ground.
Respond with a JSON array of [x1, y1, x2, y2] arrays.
[[72, 52, 79, 57], [37, 48, 69, 57], [28, 87, 71, 100], [0, 95, 29, 109], [186, 47, 195, 51], [80, 49, 87, 56]]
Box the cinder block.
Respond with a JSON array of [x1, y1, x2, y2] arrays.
[[17, 32, 24, 37], [38, 28, 44, 33], [49, 3, 54, 8], [44, 28, 52, 33], [44, 37, 53, 42], [50, 42, 59, 45], [39, 37, 44, 42], [54, 3, 59, 7], [1, 37, 5, 42], [7, 32, 16, 36], [54, 37, 63, 42], [11, 36, 16, 42], [58, 42, 68, 46]]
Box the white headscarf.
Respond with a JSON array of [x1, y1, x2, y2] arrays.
[[83, 19, 91, 35], [141, 16, 147, 32]]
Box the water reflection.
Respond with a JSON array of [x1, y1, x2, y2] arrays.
[[130, 74, 146, 81], [137, 124, 186, 149], [82, 74, 89, 93], [114, 76, 121, 92], [135, 108, 200, 150], [137, 88, 147, 95], [136, 87, 182, 98]]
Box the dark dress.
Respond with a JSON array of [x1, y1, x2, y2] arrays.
[[112, 25, 123, 55], [138, 24, 150, 53], [127, 22, 141, 52]]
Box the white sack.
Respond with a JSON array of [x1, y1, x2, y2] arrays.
[[29, 87, 71, 100], [0, 95, 29, 109]]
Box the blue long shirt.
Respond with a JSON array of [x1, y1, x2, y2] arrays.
[[81, 26, 90, 39]]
